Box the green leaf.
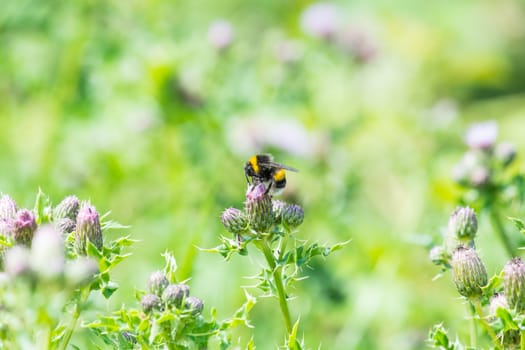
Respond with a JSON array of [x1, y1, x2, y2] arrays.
[[102, 281, 119, 299], [33, 188, 52, 224], [509, 217, 525, 234], [429, 324, 451, 349], [162, 251, 178, 283], [482, 271, 503, 295], [497, 308, 518, 331]]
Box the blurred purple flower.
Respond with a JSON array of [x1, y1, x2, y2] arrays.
[[465, 121, 498, 150], [226, 114, 327, 159], [13, 209, 37, 246], [337, 25, 378, 62], [275, 40, 302, 64], [300, 2, 340, 40], [208, 20, 234, 51]]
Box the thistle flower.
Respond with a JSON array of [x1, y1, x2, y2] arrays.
[[0, 195, 17, 221], [245, 184, 273, 233], [221, 208, 248, 235], [282, 203, 304, 228], [469, 167, 491, 187], [75, 204, 103, 254], [429, 246, 450, 267], [54, 195, 80, 221], [148, 271, 169, 296], [489, 293, 509, 317], [12, 209, 37, 246], [451, 246, 487, 299], [184, 296, 203, 315], [448, 207, 478, 245], [300, 2, 339, 40], [56, 218, 76, 236], [272, 200, 287, 224], [65, 257, 99, 286], [162, 284, 189, 307], [30, 225, 65, 280], [495, 142, 516, 167], [503, 258, 525, 312], [141, 294, 162, 313], [4, 246, 31, 277], [465, 121, 498, 150], [208, 20, 234, 51]]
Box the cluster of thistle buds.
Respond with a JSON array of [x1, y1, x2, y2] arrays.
[[453, 121, 517, 189], [221, 183, 304, 239], [0, 194, 100, 284], [430, 206, 525, 348], [141, 271, 203, 316]]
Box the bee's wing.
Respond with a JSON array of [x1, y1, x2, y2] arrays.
[[266, 161, 299, 172]]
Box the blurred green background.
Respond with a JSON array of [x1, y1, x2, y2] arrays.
[[2, 0, 525, 348]]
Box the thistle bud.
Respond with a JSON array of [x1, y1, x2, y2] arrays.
[[245, 184, 273, 233], [0, 219, 13, 238], [141, 294, 162, 313], [54, 195, 80, 221], [448, 207, 478, 244], [489, 293, 509, 317], [282, 203, 304, 228], [12, 209, 37, 246], [207, 20, 234, 51], [429, 246, 450, 267], [495, 142, 516, 167], [0, 195, 17, 221], [451, 246, 487, 299], [56, 218, 76, 236], [4, 246, 31, 277], [221, 208, 248, 235], [30, 225, 65, 280], [65, 257, 99, 286], [300, 2, 339, 40], [470, 167, 491, 187], [148, 271, 169, 296], [272, 200, 287, 224], [75, 204, 103, 254], [503, 258, 525, 312], [184, 296, 203, 315], [465, 121, 498, 150], [162, 284, 189, 307]]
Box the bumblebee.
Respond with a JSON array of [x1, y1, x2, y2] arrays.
[[244, 154, 298, 195]]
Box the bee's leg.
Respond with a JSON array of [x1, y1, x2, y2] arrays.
[[264, 181, 273, 195]]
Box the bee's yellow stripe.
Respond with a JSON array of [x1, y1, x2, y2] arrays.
[[273, 169, 286, 181], [249, 155, 259, 173]]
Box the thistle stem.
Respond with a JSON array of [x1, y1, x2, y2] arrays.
[[260, 237, 293, 335], [521, 330, 525, 350], [489, 209, 514, 258], [472, 300, 501, 349], [59, 289, 88, 350], [467, 303, 477, 348]]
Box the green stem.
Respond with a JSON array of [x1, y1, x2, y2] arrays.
[[467, 303, 477, 348], [472, 300, 501, 349], [260, 238, 293, 335], [59, 289, 88, 350], [489, 209, 514, 258], [521, 330, 525, 350]]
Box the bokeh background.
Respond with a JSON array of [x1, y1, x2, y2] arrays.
[[2, 0, 525, 349]]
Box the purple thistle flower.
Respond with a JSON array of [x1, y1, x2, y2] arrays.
[[12, 209, 37, 246], [54, 195, 80, 221], [245, 183, 273, 233], [221, 207, 248, 235], [0, 195, 17, 221], [208, 20, 234, 51], [465, 121, 498, 150], [75, 204, 103, 254], [300, 2, 340, 40]]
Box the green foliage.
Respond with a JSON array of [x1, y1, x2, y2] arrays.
[[86, 252, 254, 349]]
